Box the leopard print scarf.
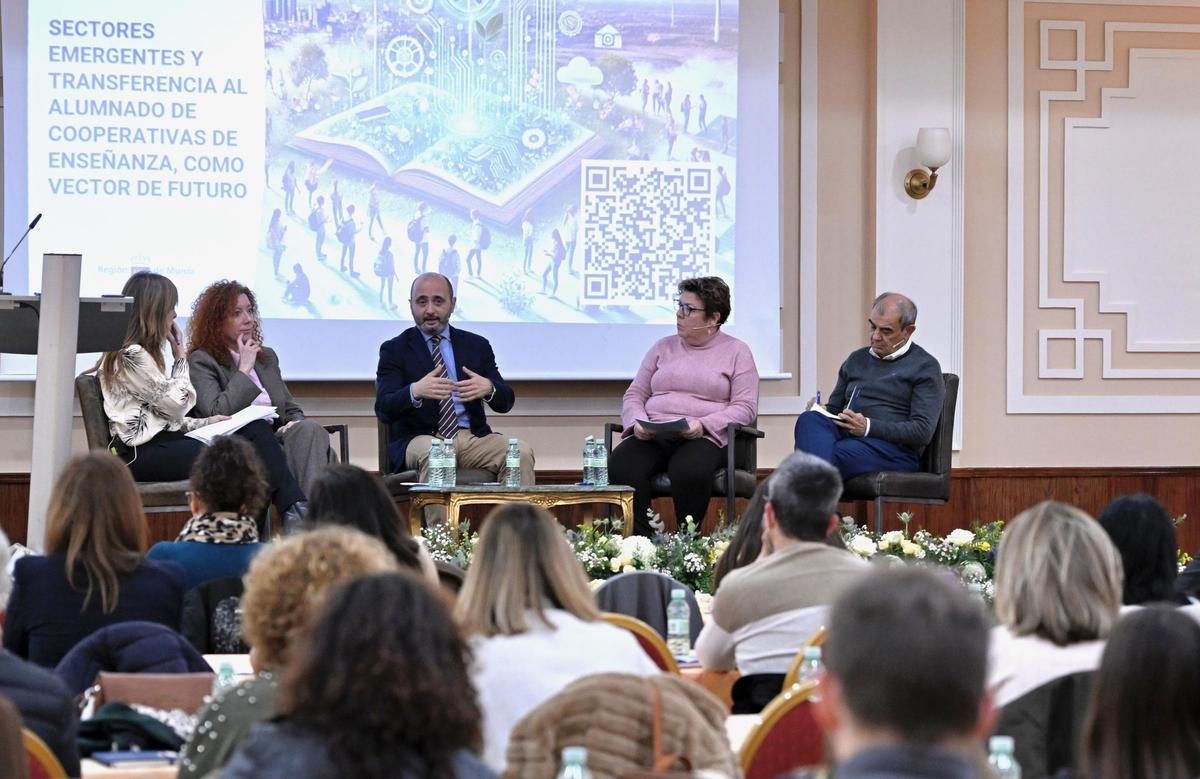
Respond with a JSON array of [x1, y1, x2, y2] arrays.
[[175, 512, 259, 544]]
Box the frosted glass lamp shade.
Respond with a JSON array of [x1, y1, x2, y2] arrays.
[[916, 127, 951, 169]]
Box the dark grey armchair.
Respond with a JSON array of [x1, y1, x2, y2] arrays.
[[839, 372, 959, 532]]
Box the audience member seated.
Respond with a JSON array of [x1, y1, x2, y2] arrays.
[[96, 271, 307, 529], [1080, 606, 1200, 779], [0, 530, 80, 776], [711, 479, 767, 591], [989, 500, 1122, 709], [2, 453, 184, 668], [609, 276, 759, 535], [146, 436, 268, 591], [784, 566, 993, 779], [177, 527, 398, 778], [1097, 493, 1184, 605], [695, 452, 866, 713], [188, 280, 333, 495], [223, 572, 497, 779], [455, 503, 658, 770], [304, 463, 437, 581]]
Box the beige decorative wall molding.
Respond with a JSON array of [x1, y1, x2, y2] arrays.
[[1007, 0, 1200, 412]]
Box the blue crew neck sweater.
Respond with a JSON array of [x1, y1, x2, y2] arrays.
[[826, 343, 945, 452]]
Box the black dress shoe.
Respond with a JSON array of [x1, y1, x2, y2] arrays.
[[281, 500, 308, 534]]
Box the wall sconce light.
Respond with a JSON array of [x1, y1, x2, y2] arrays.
[[904, 127, 952, 200]]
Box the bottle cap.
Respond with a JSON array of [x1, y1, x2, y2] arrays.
[[444, 438, 453, 445], [562, 746, 587, 764], [803, 646, 821, 661], [989, 735, 1014, 753], [508, 438, 518, 444], [585, 435, 594, 441], [219, 662, 234, 674], [671, 588, 685, 598]]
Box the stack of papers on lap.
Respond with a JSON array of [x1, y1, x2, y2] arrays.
[[636, 418, 689, 440], [186, 405, 277, 445], [810, 403, 841, 420]]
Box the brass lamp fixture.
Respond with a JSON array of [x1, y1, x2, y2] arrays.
[[904, 127, 952, 200]]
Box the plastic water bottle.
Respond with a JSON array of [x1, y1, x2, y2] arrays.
[[666, 588, 690, 656], [582, 435, 595, 484], [428, 440, 444, 487], [442, 438, 457, 487], [988, 736, 1021, 778], [555, 746, 593, 779], [796, 645, 823, 701], [212, 662, 238, 696], [504, 438, 521, 487], [593, 441, 608, 487]]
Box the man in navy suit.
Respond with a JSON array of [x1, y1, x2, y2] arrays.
[[375, 272, 535, 483]]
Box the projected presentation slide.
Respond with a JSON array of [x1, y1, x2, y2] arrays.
[[22, 0, 739, 329]]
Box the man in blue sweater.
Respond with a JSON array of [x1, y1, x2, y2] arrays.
[[794, 292, 945, 479]]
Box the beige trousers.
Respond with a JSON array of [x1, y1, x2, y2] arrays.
[[405, 429, 536, 485]]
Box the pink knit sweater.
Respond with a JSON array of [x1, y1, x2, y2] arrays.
[[621, 331, 759, 448]]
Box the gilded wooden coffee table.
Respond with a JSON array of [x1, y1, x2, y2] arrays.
[[407, 484, 635, 535]]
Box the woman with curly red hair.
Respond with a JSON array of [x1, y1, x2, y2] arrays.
[[187, 280, 327, 525]]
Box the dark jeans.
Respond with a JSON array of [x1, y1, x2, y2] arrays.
[[608, 436, 723, 535], [412, 241, 428, 273], [793, 410, 920, 480], [122, 421, 304, 511]]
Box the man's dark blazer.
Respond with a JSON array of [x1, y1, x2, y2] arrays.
[[374, 324, 515, 471]]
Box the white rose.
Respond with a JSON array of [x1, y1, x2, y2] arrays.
[[848, 535, 878, 557], [899, 539, 926, 558], [622, 564, 636, 573], [610, 558, 622, 573], [947, 529, 975, 547], [879, 530, 904, 549]]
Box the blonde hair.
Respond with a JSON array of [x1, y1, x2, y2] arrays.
[[44, 453, 148, 613], [97, 272, 179, 377], [994, 501, 1123, 646], [455, 503, 598, 637], [240, 526, 398, 669]]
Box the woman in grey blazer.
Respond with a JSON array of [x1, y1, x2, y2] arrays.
[[187, 281, 333, 497]]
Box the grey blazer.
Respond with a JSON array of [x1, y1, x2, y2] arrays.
[[187, 347, 304, 426]]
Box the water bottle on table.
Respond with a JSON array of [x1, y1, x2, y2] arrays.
[[593, 441, 608, 487], [582, 435, 595, 484], [555, 746, 593, 779], [212, 662, 238, 696], [988, 736, 1021, 778], [504, 438, 521, 487], [666, 588, 690, 657], [796, 645, 823, 700], [443, 438, 457, 487], [428, 440, 443, 487]]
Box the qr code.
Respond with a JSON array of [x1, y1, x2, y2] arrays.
[[580, 161, 716, 304]]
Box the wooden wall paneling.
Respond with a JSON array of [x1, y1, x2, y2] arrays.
[[3, 468, 1199, 552]]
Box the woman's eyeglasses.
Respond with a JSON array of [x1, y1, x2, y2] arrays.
[[675, 300, 705, 316]]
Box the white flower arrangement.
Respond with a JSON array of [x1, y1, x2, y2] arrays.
[[947, 528, 976, 547], [878, 530, 904, 549], [619, 535, 659, 567], [848, 535, 878, 557]]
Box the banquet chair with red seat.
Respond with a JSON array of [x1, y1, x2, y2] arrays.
[[739, 681, 825, 779], [23, 728, 64, 779]]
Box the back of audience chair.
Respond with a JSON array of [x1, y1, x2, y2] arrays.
[[595, 571, 704, 644], [600, 613, 681, 674], [994, 670, 1094, 778], [506, 672, 738, 779], [739, 681, 824, 779], [22, 727, 63, 779], [0, 696, 31, 779]]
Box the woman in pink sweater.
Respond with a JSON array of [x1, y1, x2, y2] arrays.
[[610, 277, 759, 535]]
